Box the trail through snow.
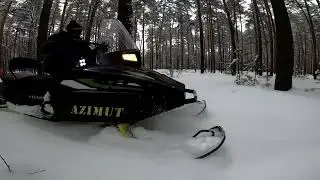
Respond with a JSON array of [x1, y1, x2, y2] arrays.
[[1, 71, 320, 180]]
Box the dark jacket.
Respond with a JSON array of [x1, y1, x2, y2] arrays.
[[42, 31, 95, 79]]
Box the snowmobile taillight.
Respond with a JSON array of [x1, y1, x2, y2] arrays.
[[185, 89, 198, 104]]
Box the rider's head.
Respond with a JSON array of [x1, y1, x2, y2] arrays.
[[67, 20, 83, 39]]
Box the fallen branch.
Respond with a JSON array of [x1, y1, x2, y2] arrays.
[[0, 154, 12, 173], [28, 169, 46, 175]]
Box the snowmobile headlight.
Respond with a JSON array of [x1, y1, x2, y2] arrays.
[[122, 54, 138, 62]]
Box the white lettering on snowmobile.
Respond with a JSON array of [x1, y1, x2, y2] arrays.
[[28, 95, 43, 100], [71, 105, 125, 118]]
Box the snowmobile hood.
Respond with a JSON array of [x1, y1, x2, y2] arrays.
[[77, 65, 186, 91]]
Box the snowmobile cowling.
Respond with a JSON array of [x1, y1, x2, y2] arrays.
[[0, 58, 198, 125]]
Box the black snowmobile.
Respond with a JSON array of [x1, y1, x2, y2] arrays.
[[0, 19, 225, 159]]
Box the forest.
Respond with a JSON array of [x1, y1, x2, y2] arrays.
[[0, 0, 319, 90]]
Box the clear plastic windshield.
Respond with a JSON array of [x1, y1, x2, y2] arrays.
[[92, 19, 140, 66], [96, 19, 138, 52]]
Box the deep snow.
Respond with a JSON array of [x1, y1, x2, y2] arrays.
[[1, 71, 320, 180]]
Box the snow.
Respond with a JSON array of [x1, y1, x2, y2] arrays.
[[1, 71, 320, 180], [185, 136, 221, 158]]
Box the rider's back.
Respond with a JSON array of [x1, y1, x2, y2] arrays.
[[43, 31, 93, 80]]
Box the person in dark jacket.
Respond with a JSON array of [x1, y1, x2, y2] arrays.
[[42, 20, 95, 80], [40, 21, 97, 117]]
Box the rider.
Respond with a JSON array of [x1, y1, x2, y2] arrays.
[[42, 20, 96, 80], [40, 20, 96, 118]]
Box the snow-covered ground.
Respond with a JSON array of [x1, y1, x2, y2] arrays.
[[1, 71, 320, 180]]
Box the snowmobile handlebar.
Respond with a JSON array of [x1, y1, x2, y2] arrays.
[[185, 89, 198, 104]]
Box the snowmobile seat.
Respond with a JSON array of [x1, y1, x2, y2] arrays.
[[1, 57, 53, 85], [1, 57, 54, 105], [1, 57, 43, 82]]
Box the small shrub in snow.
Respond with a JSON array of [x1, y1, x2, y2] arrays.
[[234, 74, 259, 86], [167, 69, 182, 78]]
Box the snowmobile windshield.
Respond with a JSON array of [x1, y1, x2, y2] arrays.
[[94, 19, 141, 66]]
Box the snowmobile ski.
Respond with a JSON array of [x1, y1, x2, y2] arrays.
[[190, 126, 226, 159], [195, 100, 207, 116]]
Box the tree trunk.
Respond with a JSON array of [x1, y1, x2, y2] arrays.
[[218, 27, 222, 72], [211, 23, 216, 73], [296, 32, 301, 73], [37, 0, 54, 60], [49, 0, 59, 35], [180, 16, 184, 70], [304, 0, 317, 79], [59, 0, 69, 31], [133, 17, 137, 43], [304, 32, 307, 75], [169, 21, 173, 69], [294, 0, 317, 79], [207, 1, 215, 73], [0, 1, 12, 69], [196, 0, 205, 73], [261, 17, 269, 75], [262, 0, 275, 75], [252, 0, 263, 75], [85, 0, 100, 41], [117, 0, 133, 35], [150, 23, 154, 69], [270, 0, 294, 91], [142, 11, 145, 66], [222, 0, 236, 75], [262, 0, 274, 75], [239, 5, 244, 72]]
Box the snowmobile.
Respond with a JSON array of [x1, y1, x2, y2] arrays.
[[0, 19, 225, 159]]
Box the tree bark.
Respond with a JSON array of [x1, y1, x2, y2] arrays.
[[294, 0, 317, 79], [261, 16, 269, 75], [196, 0, 205, 73], [49, 0, 60, 35], [262, 0, 274, 75], [0, 1, 12, 69], [142, 11, 145, 66], [117, 0, 133, 35], [270, 0, 294, 91], [169, 21, 173, 69], [150, 22, 154, 69], [262, 0, 275, 75], [303, 0, 317, 79], [252, 0, 263, 75], [304, 32, 307, 74], [59, 0, 69, 31], [37, 0, 54, 60], [85, 0, 100, 41], [222, 0, 236, 75]]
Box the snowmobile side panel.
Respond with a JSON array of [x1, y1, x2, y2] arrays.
[[50, 78, 187, 124]]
